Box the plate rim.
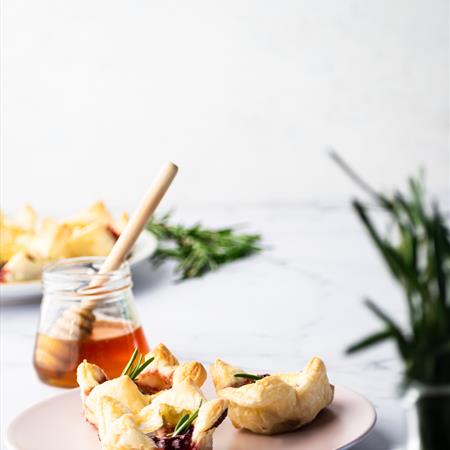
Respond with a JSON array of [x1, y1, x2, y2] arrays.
[[5, 383, 377, 450], [339, 391, 377, 449]]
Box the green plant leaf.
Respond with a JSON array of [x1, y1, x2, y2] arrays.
[[333, 153, 450, 384], [352, 201, 404, 280], [346, 329, 393, 354], [234, 373, 266, 380]]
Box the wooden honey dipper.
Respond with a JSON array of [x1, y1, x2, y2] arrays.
[[35, 162, 178, 373]]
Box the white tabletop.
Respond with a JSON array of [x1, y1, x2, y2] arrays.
[[1, 203, 406, 449]]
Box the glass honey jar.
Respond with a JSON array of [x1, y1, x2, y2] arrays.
[[33, 257, 149, 388]]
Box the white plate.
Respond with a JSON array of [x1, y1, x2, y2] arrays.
[[6, 379, 376, 450], [0, 230, 158, 305]]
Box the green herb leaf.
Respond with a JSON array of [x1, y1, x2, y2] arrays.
[[346, 329, 393, 354], [129, 354, 142, 379], [172, 401, 203, 436], [130, 356, 154, 380], [121, 348, 154, 381], [121, 348, 138, 376], [147, 214, 262, 280], [234, 373, 266, 381], [173, 414, 189, 435]]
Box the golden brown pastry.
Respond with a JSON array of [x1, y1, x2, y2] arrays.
[[77, 360, 108, 396], [134, 343, 207, 394], [94, 381, 227, 450], [138, 377, 207, 433], [210, 356, 334, 435], [97, 397, 157, 450], [77, 360, 108, 423], [100, 411, 157, 450], [77, 346, 226, 450], [191, 397, 228, 449], [137, 378, 227, 448], [86, 376, 150, 425]]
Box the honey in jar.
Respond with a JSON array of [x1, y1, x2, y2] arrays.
[[33, 257, 150, 388]]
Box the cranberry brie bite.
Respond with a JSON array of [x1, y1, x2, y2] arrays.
[[77, 346, 226, 450], [210, 357, 333, 435], [134, 343, 207, 394]]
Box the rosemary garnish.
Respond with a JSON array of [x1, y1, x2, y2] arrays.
[[121, 348, 138, 376], [130, 354, 143, 378], [121, 348, 154, 380], [173, 414, 189, 434], [234, 373, 265, 381], [172, 401, 203, 436], [147, 213, 262, 280]]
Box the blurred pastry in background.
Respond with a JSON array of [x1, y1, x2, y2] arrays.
[[0, 202, 129, 282]]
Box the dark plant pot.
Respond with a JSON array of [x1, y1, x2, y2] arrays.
[[404, 384, 450, 450]]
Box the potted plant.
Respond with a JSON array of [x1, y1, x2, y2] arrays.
[[332, 153, 450, 450]]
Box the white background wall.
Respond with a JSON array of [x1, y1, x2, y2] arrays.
[[1, 0, 449, 213]]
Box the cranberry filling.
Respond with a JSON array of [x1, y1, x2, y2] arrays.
[[149, 407, 227, 449], [151, 427, 197, 450]]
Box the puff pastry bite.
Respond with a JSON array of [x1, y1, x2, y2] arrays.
[[77, 346, 226, 450], [210, 356, 333, 435], [134, 343, 207, 394]]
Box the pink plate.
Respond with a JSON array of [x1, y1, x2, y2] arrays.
[[7, 380, 376, 450]]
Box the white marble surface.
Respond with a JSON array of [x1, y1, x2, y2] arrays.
[[0, 203, 412, 449], [2, 0, 449, 210]]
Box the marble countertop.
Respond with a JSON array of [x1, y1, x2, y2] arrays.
[[0, 203, 407, 449]]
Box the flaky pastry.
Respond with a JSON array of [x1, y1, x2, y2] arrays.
[[210, 356, 334, 435], [134, 343, 207, 394], [77, 352, 227, 450], [95, 380, 227, 450]]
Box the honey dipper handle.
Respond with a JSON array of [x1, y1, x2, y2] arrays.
[[99, 161, 178, 276], [48, 162, 177, 340]]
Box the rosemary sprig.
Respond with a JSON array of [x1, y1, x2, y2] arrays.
[[234, 373, 266, 381], [173, 414, 189, 434], [130, 354, 143, 378], [121, 348, 154, 380], [121, 348, 138, 376], [147, 213, 262, 280], [332, 152, 450, 386], [172, 401, 203, 436]]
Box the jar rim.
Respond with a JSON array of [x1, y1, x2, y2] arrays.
[[44, 257, 130, 280], [43, 257, 132, 299]]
